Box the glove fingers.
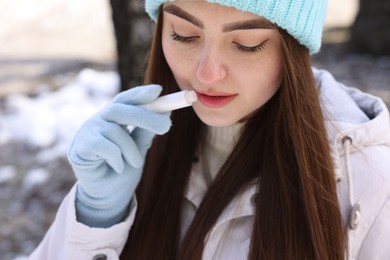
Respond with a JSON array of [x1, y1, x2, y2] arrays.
[[130, 127, 157, 156], [69, 122, 144, 173], [69, 127, 125, 173], [112, 84, 162, 105], [104, 104, 172, 135], [99, 124, 145, 169]]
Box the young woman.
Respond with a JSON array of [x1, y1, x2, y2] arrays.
[[29, 1, 390, 259]]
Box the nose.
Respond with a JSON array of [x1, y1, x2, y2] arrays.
[[196, 47, 227, 85]]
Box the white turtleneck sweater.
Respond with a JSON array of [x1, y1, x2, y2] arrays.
[[198, 123, 245, 187]]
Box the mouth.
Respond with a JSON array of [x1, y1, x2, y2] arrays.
[[196, 91, 238, 108]]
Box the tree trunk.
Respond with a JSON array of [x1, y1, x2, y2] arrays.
[[349, 0, 390, 56], [109, 0, 154, 91]]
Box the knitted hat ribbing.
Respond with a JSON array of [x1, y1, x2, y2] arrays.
[[145, 0, 328, 54]]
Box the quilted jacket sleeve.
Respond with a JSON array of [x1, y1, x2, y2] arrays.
[[28, 184, 137, 260]]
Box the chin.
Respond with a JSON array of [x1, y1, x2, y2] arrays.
[[196, 113, 238, 127], [192, 104, 245, 127]]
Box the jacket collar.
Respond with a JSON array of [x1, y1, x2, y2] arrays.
[[314, 67, 390, 153]]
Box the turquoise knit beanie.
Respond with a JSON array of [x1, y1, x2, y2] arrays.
[[145, 0, 328, 54]]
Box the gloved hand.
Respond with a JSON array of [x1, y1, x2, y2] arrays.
[[68, 84, 171, 227]]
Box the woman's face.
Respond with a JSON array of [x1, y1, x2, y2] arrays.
[[161, 1, 283, 127]]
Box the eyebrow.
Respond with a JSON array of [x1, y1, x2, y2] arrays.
[[223, 19, 275, 32], [163, 5, 275, 32], [163, 5, 204, 29]]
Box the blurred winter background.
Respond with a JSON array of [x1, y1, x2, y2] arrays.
[[0, 0, 389, 259]]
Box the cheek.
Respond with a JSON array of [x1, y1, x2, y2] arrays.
[[162, 37, 194, 90], [266, 63, 283, 94], [247, 59, 283, 108], [162, 39, 178, 73]]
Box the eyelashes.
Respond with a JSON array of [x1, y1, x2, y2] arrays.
[[235, 39, 269, 53], [170, 31, 268, 53], [170, 32, 197, 43]]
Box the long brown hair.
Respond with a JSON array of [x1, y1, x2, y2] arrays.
[[121, 6, 344, 260]]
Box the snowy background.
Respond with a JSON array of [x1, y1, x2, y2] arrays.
[[0, 69, 120, 259], [0, 0, 389, 259]]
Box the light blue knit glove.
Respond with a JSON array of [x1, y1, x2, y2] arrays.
[[68, 84, 171, 228]]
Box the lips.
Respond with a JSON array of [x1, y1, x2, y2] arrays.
[[196, 91, 237, 108]]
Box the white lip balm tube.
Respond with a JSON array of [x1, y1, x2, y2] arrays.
[[141, 90, 198, 113]]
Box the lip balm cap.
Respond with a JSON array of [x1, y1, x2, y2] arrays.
[[185, 90, 198, 104]]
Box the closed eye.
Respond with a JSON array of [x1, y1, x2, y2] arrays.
[[235, 39, 269, 53], [171, 31, 197, 43]]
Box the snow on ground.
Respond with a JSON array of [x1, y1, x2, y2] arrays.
[[0, 68, 119, 259], [0, 68, 119, 161]]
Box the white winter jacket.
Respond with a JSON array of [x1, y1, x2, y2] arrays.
[[29, 69, 390, 260]]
